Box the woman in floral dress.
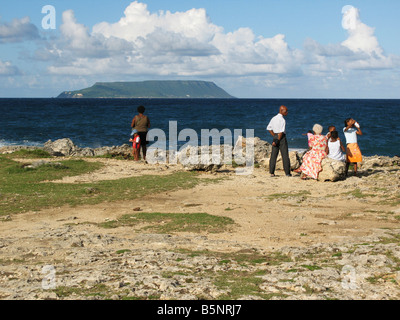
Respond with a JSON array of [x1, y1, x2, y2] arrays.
[[296, 124, 328, 180]]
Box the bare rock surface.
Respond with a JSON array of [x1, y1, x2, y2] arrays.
[[1, 139, 399, 300]]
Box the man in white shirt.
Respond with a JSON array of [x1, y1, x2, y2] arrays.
[[267, 105, 291, 177]]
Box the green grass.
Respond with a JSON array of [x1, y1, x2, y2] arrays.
[[214, 270, 275, 300], [0, 154, 201, 216], [98, 212, 235, 234], [4, 149, 52, 159], [175, 248, 292, 267], [301, 264, 322, 271], [342, 188, 377, 199], [265, 190, 311, 201]]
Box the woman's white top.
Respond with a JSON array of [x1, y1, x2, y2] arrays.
[[328, 140, 345, 161], [343, 127, 358, 144]]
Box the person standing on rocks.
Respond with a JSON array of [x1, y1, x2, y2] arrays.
[[267, 105, 291, 177], [131, 105, 150, 161], [343, 118, 363, 177]]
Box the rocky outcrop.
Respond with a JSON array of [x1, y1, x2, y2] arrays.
[[2, 138, 399, 181], [43, 138, 132, 158], [318, 158, 347, 182], [362, 155, 400, 170], [43, 138, 81, 157]]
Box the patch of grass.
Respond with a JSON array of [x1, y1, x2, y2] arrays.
[[342, 188, 377, 199], [175, 248, 291, 267], [286, 269, 299, 273], [0, 157, 103, 215], [214, 270, 265, 299], [95, 154, 134, 160], [98, 212, 235, 234], [332, 252, 343, 258], [53, 284, 110, 299], [377, 233, 400, 245], [214, 270, 287, 300], [170, 248, 292, 299], [122, 294, 161, 300], [380, 193, 400, 207], [116, 249, 131, 255], [301, 264, 322, 271], [265, 190, 311, 201], [0, 155, 201, 216], [5, 149, 52, 159]]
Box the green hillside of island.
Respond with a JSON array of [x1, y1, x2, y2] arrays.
[[57, 81, 235, 99]]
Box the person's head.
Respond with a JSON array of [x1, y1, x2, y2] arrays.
[[137, 105, 146, 114], [330, 130, 339, 141], [131, 129, 138, 137], [279, 105, 288, 116], [344, 118, 353, 127], [328, 126, 336, 132], [313, 124, 323, 135]]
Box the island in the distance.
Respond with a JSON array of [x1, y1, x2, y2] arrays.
[[57, 80, 236, 99]]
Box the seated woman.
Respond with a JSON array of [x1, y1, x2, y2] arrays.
[[327, 130, 345, 162], [295, 124, 328, 180]]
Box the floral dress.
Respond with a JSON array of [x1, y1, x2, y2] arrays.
[[299, 134, 327, 179]]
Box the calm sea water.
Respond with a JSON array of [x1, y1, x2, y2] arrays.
[[1, 98, 399, 157]]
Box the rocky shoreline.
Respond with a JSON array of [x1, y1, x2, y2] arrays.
[[0, 138, 399, 300], [2, 137, 399, 181]]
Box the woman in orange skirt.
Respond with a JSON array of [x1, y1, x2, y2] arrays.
[[343, 118, 363, 176]]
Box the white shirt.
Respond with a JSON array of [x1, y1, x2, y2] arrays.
[[343, 127, 358, 144], [328, 140, 345, 161], [267, 113, 286, 134]]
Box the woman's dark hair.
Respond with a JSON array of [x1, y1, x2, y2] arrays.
[[344, 118, 351, 127], [330, 130, 339, 139], [137, 105, 146, 114]]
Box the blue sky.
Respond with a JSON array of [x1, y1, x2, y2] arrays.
[[1, 0, 400, 98]]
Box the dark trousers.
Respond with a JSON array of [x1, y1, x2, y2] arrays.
[[269, 134, 291, 175]]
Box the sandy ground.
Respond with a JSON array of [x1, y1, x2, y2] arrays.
[[2, 157, 399, 251]]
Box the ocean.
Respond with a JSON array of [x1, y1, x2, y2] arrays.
[[1, 98, 399, 157]]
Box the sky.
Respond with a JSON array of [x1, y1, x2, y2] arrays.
[[1, 0, 400, 98]]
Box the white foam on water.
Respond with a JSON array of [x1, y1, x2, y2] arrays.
[[0, 139, 44, 148]]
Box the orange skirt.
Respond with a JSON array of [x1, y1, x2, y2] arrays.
[[346, 143, 362, 163]]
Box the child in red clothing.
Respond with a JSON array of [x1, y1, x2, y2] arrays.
[[129, 130, 141, 161]]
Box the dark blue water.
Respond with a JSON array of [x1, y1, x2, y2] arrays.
[[1, 98, 399, 157]]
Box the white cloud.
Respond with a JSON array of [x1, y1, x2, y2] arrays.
[[0, 60, 20, 76], [93, 2, 222, 44], [45, 1, 302, 78], [341, 6, 382, 56], [16, 1, 398, 98], [302, 5, 400, 79], [59, 10, 134, 58], [0, 17, 40, 43]]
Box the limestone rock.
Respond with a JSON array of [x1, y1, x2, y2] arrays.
[[43, 138, 78, 157], [233, 136, 272, 165], [177, 145, 225, 172], [318, 158, 347, 182]]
